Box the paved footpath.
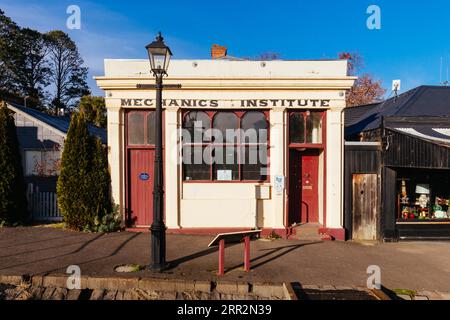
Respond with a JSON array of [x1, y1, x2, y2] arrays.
[[0, 227, 449, 299]]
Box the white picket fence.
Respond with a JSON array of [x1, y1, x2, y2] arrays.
[[27, 183, 62, 222]]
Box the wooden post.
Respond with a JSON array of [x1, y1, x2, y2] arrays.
[[218, 239, 225, 276], [244, 236, 250, 272]]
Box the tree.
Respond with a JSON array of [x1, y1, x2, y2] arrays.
[[90, 138, 111, 221], [6, 27, 51, 106], [0, 101, 28, 224], [57, 112, 111, 230], [339, 52, 386, 107], [0, 9, 20, 98], [45, 30, 90, 114], [78, 95, 106, 128]]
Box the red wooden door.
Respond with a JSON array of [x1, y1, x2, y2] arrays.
[[300, 153, 319, 223], [289, 149, 320, 224], [129, 149, 154, 227]]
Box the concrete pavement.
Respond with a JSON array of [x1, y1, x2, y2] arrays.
[[0, 227, 449, 293]]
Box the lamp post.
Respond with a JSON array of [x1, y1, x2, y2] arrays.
[[144, 32, 172, 271]]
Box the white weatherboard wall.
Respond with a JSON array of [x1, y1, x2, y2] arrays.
[[95, 58, 355, 232]]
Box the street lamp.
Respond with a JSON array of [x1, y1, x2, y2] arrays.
[[145, 32, 172, 271]]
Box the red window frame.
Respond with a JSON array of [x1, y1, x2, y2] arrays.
[[288, 110, 325, 149], [182, 110, 270, 183]]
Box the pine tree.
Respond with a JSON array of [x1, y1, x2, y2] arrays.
[[78, 95, 107, 128], [45, 30, 90, 113], [91, 138, 111, 220], [57, 112, 93, 229], [0, 101, 27, 224], [57, 112, 111, 231]]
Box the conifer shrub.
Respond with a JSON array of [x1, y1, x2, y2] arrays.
[[0, 102, 28, 225], [57, 112, 116, 231]]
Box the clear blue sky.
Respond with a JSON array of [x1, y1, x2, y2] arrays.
[[3, 0, 450, 96]]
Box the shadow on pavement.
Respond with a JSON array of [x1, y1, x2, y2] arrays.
[[0, 232, 140, 274], [227, 241, 322, 272]]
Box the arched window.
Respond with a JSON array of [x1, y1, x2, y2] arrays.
[[213, 112, 239, 143], [240, 111, 269, 180], [183, 111, 210, 143], [241, 111, 268, 143], [182, 110, 270, 182]]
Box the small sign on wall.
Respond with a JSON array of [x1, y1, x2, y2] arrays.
[[217, 170, 232, 181], [274, 175, 285, 195], [139, 173, 150, 181]]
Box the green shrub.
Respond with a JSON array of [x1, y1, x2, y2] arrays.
[[88, 204, 123, 233], [0, 102, 28, 225], [57, 112, 112, 231]]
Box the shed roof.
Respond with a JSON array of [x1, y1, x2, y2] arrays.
[[345, 85, 450, 137], [7, 102, 107, 144]]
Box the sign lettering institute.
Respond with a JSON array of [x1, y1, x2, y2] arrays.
[[120, 98, 331, 108]]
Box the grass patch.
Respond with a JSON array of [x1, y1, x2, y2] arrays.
[[33, 222, 66, 229], [393, 288, 417, 298], [265, 230, 282, 240], [114, 264, 145, 273]]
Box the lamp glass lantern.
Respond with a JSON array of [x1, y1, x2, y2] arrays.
[[146, 32, 172, 75]]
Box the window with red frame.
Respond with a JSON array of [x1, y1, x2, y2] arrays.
[[289, 111, 324, 145], [127, 111, 156, 146], [182, 110, 269, 182]]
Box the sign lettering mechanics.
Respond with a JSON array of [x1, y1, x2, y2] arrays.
[[121, 98, 331, 108]]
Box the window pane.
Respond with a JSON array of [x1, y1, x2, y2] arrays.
[[128, 113, 145, 145], [241, 146, 268, 181], [183, 146, 210, 180], [241, 111, 268, 143], [183, 111, 211, 143], [213, 146, 239, 181], [306, 112, 322, 143], [213, 112, 239, 143], [289, 113, 305, 144], [147, 112, 156, 145], [25, 151, 42, 176], [43, 151, 61, 176]]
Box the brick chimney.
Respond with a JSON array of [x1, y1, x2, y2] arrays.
[[211, 44, 227, 59]]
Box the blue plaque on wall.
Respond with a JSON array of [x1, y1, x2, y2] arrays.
[[139, 173, 150, 181]]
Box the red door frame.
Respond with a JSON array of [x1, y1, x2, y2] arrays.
[[285, 110, 327, 228], [288, 149, 320, 224], [125, 109, 165, 227], [128, 148, 155, 226]]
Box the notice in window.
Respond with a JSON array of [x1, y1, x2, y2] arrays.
[[217, 170, 232, 181]]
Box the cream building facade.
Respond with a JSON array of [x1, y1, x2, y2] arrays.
[[95, 59, 356, 239]]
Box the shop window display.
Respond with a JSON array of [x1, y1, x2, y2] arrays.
[[397, 170, 450, 221]]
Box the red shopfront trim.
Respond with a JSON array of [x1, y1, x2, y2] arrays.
[[285, 110, 327, 230], [124, 109, 165, 227], [126, 227, 292, 239]]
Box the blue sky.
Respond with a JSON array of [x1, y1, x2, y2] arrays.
[[2, 0, 450, 96]]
